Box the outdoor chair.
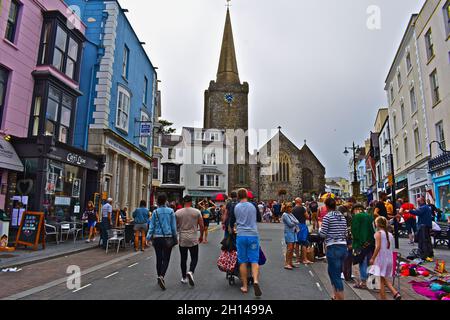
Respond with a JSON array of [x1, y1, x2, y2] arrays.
[[106, 229, 125, 254], [45, 224, 59, 245], [432, 222, 450, 249], [60, 222, 83, 243]]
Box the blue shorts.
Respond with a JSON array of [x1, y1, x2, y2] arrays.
[[87, 221, 97, 228], [236, 236, 260, 264], [284, 231, 297, 244]]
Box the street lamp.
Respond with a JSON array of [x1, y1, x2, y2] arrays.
[[343, 142, 360, 197], [429, 140, 448, 156]]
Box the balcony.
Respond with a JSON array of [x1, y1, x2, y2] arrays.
[[429, 152, 450, 172]]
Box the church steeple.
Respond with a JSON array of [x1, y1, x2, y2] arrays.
[[217, 8, 240, 84]]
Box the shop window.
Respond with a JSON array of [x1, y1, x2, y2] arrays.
[[5, 0, 20, 43], [0, 66, 9, 126]]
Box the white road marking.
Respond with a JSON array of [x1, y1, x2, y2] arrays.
[[309, 270, 314, 278], [104, 272, 119, 279], [128, 263, 139, 268], [72, 284, 91, 293], [316, 282, 323, 291]]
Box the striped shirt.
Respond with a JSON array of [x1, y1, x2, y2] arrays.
[[320, 211, 348, 247]]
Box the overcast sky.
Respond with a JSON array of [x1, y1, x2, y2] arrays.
[[120, 0, 426, 179]]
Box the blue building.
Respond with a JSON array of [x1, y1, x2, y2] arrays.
[[65, 0, 158, 214]]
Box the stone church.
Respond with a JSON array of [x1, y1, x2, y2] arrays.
[[202, 8, 325, 201]]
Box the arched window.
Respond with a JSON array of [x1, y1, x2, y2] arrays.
[[272, 154, 290, 182], [302, 168, 314, 191]]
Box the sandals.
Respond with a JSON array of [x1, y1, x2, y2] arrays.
[[284, 266, 293, 270], [253, 283, 262, 297], [394, 292, 402, 300], [240, 287, 248, 294], [353, 282, 367, 289]]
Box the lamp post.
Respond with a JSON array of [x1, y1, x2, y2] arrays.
[[344, 142, 360, 197], [384, 120, 399, 249]]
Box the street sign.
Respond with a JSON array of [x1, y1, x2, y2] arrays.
[[140, 122, 152, 137]]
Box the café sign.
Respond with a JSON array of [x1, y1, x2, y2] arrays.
[[67, 153, 87, 166]]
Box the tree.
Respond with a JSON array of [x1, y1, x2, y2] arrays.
[[158, 119, 176, 134]]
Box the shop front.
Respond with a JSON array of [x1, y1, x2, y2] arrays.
[[429, 152, 450, 212], [0, 137, 24, 212], [394, 173, 409, 200], [10, 136, 102, 224], [407, 164, 432, 207]]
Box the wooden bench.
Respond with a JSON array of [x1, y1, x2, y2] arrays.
[[431, 222, 450, 249]]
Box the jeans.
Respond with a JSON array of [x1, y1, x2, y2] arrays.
[[153, 237, 173, 277], [100, 217, 111, 248], [359, 254, 371, 282], [179, 245, 199, 278], [326, 244, 348, 292]]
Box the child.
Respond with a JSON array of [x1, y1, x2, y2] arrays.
[[369, 216, 402, 300]]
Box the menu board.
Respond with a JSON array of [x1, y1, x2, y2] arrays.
[[15, 212, 45, 250]]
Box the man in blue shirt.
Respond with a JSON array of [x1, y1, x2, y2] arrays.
[[409, 197, 434, 259], [234, 188, 262, 297]]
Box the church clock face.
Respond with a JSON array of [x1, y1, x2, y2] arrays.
[[224, 93, 234, 105]]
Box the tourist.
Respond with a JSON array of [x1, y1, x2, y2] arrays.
[[292, 198, 313, 265], [369, 216, 402, 300], [84, 201, 98, 243], [320, 197, 348, 300], [282, 202, 299, 269], [223, 191, 239, 238], [132, 200, 150, 252], [338, 200, 354, 282], [176, 195, 204, 286], [120, 207, 128, 224], [351, 204, 375, 289], [198, 200, 211, 244], [408, 197, 434, 260], [100, 198, 113, 249], [263, 206, 272, 223], [427, 199, 441, 222], [385, 200, 394, 219], [309, 200, 319, 231], [147, 193, 177, 290], [374, 192, 388, 218], [318, 201, 329, 228], [399, 198, 416, 245], [234, 188, 262, 297], [273, 201, 282, 223]]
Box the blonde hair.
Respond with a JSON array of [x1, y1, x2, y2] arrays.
[[375, 216, 390, 250]]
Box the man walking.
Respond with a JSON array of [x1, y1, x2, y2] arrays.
[[175, 195, 205, 286], [292, 198, 312, 265], [100, 198, 113, 249], [234, 188, 262, 297]]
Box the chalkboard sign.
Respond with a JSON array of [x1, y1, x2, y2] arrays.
[[15, 212, 45, 251]]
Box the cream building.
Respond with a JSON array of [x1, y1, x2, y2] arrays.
[[385, 14, 432, 206], [414, 0, 450, 210]]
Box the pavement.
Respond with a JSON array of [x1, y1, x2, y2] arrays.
[[0, 223, 443, 300]]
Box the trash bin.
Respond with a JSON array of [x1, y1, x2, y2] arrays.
[[0, 210, 11, 247]]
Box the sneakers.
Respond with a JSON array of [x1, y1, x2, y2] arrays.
[[181, 278, 188, 284], [157, 276, 166, 290], [187, 272, 195, 286]]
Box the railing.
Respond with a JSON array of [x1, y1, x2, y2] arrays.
[[429, 152, 450, 172]]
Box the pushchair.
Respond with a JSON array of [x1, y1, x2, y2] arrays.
[[218, 232, 261, 286]]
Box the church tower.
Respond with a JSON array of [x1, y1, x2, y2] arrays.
[[204, 7, 250, 191]]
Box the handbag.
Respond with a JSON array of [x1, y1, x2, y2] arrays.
[[297, 224, 309, 243], [259, 248, 267, 266], [217, 250, 238, 272], [154, 209, 178, 249]]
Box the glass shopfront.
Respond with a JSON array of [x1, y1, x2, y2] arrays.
[[43, 160, 83, 221]]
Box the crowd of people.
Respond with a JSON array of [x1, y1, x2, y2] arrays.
[[86, 190, 445, 300]]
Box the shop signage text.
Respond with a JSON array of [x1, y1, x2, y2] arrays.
[[67, 153, 87, 166]]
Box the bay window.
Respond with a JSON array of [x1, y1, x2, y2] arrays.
[[200, 174, 220, 187]]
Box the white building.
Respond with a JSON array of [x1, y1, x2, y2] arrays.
[[414, 0, 450, 210], [377, 117, 393, 196], [385, 14, 432, 207]]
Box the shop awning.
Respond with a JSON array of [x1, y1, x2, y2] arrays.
[[387, 187, 406, 197], [0, 139, 24, 172]]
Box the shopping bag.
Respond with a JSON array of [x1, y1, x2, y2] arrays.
[[217, 250, 237, 273], [259, 248, 267, 266], [297, 224, 309, 243]]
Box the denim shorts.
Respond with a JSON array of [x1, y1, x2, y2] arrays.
[[326, 244, 348, 292], [87, 221, 97, 228], [284, 231, 297, 244], [236, 236, 260, 264]]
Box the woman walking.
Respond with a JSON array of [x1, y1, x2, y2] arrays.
[[282, 202, 300, 270], [84, 201, 98, 243], [132, 200, 150, 252], [369, 217, 402, 300], [320, 198, 348, 300], [147, 194, 178, 290]]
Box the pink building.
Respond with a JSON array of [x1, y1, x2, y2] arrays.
[[0, 0, 85, 212]]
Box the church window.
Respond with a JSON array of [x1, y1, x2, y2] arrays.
[[272, 154, 290, 182], [238, 166, 246, 184]]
